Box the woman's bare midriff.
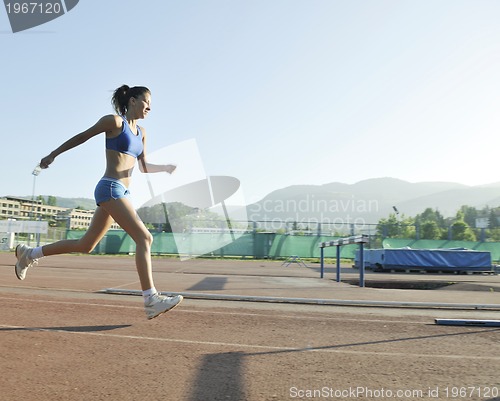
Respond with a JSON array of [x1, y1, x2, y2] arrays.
[[103, 149, 138, 187]]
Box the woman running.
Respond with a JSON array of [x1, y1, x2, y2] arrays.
[[14, 85, 183, 320]]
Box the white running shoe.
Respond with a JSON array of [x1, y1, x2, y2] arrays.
[[15, 244, 38, 280], [144, 293, 183, 320]]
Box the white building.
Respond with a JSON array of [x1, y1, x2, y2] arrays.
[[0, 196, 120, 230]]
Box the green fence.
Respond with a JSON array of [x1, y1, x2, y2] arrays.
[[66, 230, 500, 261], [67, 231, 350, 259]]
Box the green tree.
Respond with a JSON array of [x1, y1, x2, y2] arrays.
[[420, 220, 443, 240], [377, 214, 399, 238], [459, 205, 478, 228], [415, 207, 445, 229], [451, 211, 476, 241], [377, 213, 415, 239], [47, 196, 57, 206]]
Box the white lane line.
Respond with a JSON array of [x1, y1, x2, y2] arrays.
[[0, 296, 497, 325], [0, 323, 498, 361]]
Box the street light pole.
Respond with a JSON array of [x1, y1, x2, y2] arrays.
[[30, 165, 42, 246]]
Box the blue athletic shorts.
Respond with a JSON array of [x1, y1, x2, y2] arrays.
[[94, 177, 130, 206]]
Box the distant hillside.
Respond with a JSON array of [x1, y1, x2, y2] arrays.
[[27, 196, 96, 210], [15, 177, 500, 223], [56, 197, 96, 210], [247, 178, 500, 225]]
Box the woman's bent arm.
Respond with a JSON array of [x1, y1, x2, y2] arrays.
[[137, 125, 176, 174]]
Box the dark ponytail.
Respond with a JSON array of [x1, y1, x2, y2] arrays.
[[111, 85, 151, 115]]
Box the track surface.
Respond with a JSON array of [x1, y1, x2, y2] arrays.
[[1, 253, 499, 401]]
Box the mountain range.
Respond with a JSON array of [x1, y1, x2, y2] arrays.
[[27, 177, 500, 224], [246, 177, 500, 225]]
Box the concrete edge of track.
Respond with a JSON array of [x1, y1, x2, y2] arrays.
[[101, 288, 500, 311], [435, 318, 500, 327]]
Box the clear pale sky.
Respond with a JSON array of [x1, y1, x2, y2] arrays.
[[2, 0, 500, 206]]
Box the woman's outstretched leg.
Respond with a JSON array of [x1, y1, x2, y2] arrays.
[[44, 207, 114, 255], [15, 207, 114, 280], [98, 197, 182, 319]]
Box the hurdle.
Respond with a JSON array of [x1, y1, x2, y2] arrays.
[[319, 234, 369, 287]]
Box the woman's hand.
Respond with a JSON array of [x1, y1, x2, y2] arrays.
[[40, 153, 55, 169]]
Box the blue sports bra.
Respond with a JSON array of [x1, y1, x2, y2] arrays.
[[106, 116, 144, 158]]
